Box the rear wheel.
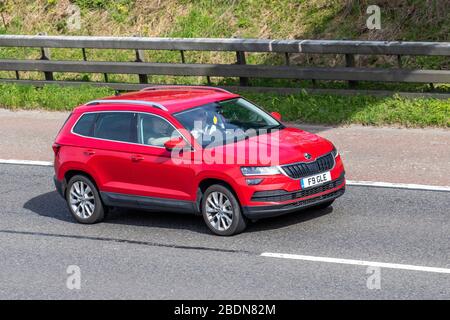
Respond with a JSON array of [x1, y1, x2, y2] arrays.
[[201, 184, 247, 236], [66, 175, 105, 224]]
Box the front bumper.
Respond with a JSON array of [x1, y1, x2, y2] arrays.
[[242, 176, 345, 219]]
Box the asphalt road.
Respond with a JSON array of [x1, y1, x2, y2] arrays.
[[0, 163, 449, 299]]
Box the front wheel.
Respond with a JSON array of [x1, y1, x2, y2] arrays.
[[66, 175, 105, 224], [201, 184, 247, 236]]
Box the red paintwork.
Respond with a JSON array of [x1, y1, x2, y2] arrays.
[[98, 88, 240, 114], [54, 87, 345, 208]]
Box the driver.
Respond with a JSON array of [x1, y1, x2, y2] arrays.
[[189, 109, 219, 139], [147, 118, 174, 147]]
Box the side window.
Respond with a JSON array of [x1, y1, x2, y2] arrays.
[[73, 113, 96, 136], [94, 112, 136, 143], [137, 113, 180, 147]]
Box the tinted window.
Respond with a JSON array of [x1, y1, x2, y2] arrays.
[[137, 113, 180, 147], [73, 113, 96, 136], [94, 112, 136, 143]]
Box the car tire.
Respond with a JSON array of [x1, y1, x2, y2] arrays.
[[66, 175, 105, 224], [201, 184, 247, 236], [311, 199, 334, 210]]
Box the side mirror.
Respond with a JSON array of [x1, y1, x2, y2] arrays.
[[270, 111, 282, 121], [164, 137, 187, 151]]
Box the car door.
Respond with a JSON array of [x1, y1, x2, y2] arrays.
[[77, 111, 138, 195], [129, 112, 196, 202]]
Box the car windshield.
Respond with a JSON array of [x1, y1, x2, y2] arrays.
[[173, 98, 283, 148]]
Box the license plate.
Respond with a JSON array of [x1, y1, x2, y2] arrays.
[[301, 171, 331, 189]]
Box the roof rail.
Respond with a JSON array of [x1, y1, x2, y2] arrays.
[[140, 85, 231, 94], [85, 99, 168, 111]]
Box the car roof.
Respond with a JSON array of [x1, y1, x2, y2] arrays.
[[74, 86, 240, 114]]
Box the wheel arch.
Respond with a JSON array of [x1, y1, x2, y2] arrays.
[[195, 177, 241, 213], [62, 169, 99, 197]]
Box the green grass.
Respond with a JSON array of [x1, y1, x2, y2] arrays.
[[0, 83, 114, 111], [0, 83, 448, 128], [243, 91, 450, 127]]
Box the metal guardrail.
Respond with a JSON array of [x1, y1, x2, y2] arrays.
[[0, 35, 449, 90]]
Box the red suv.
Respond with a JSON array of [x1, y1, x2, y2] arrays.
[[53, 86, 345, 235]]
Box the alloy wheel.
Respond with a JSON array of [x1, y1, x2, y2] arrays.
[[69, 181, 96, 219], [205, 191, 233, 231]]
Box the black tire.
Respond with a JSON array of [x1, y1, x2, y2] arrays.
[[311, 199, 334, 210], [66, 175, 105, 224], [201, 184, 247, 236]]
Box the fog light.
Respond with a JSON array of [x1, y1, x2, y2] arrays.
[[246, 178, 263, 185]]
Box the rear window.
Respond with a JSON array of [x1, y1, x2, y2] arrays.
[[73, 113, 96, 136], [93, 112, 135, 143]]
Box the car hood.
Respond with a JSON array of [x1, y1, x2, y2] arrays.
[[207, 127, 333, 166]]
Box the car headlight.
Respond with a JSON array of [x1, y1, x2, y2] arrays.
[[240, 166, 281, 176], [331, 145, 339, 158]]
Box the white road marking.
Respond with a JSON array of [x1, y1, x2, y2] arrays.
[[261, 252, 450, 274], [346, 180, 450, 192], [0, 159, 53, 166], [0, 159, 449, 192]]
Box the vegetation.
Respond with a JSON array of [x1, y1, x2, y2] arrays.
[[244, 90, 450, 128], [0, 83, 114, 110], [0, 83, 448, 128], [0, 1, 448, 127], [0, 0, 447, 91]]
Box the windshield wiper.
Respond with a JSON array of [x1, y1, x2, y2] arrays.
[[262, 124, 284, 130]]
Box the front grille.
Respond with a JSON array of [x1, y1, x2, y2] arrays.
[[251, 175, 345, 202], [281, 152, 335, 179]]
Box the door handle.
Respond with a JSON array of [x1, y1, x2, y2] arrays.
[[131, 155, 144, 162], [83, 149, 95, 156]]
